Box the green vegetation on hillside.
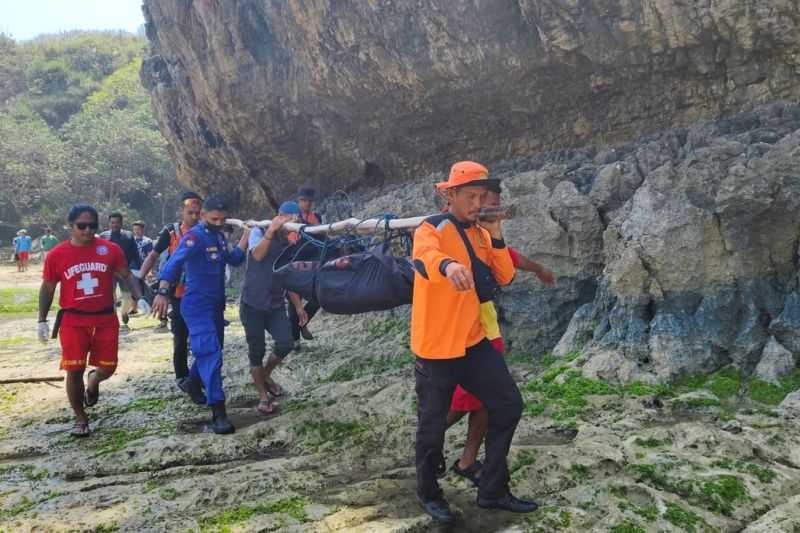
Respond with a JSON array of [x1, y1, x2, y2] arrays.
[[0, 31, 179, 234]]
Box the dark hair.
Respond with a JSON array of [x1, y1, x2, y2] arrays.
[[180, 191, 202, 202], [132, 221, 146, 228], [67, 204, 99, 224], [109, 212, 123, 221]]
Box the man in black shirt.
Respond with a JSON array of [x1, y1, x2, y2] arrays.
[[138, 192, 204, 403], [100, 212, 140, 330]]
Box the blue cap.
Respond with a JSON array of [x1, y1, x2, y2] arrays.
[[278, 201, 301, 215], [203, 195, 227, 211]]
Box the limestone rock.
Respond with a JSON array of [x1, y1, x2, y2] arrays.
[[777, 391, 800, 418], [742, 495, 800, 533], [141, 0, 800, 211], [754, 337, 796, 385]]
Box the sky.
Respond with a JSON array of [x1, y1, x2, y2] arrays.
[[1, 0, 145, 40]]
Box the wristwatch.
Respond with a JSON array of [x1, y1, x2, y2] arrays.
[[157, 287, 170, 296]]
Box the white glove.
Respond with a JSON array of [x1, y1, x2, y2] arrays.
[[37, 321, 49, 344], [137, 298, 152, 316]]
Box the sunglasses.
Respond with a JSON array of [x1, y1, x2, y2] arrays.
[[74, 222, 99, 230], [183, 199, 201, 206]]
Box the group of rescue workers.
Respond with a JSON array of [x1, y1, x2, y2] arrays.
[[35, 162, 556, 524]]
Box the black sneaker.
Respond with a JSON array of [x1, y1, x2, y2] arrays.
[[477, 493, 539, 513], [419, 496, 454, 525], [300, 325, 314, 340]]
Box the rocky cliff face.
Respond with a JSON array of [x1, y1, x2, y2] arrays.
[[357, 103, 800, 383], [141, 0, 800, 211]]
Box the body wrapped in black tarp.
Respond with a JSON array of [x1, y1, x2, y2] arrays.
[[273, 249, 414, 314]]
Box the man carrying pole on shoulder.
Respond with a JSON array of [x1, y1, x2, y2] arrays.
[[411, 161, 538, 524]]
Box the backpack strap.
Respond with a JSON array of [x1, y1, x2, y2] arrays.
[[447, 214, 479, 267]]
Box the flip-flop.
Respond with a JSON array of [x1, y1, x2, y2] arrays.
[[85, 369, 100, 407], [70, 421, 90, 438], [452, 459, 483, 488], [256, 399, 275, 415]]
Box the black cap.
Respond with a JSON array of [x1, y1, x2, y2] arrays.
[[181, 191, 202, 202], [297, 186, 315, 200], [486, 180, 502, 194], [203, 195, 227, 211]]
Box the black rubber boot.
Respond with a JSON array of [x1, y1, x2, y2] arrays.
[[211, 401, 235, 435], [177, 377, 207, 405]]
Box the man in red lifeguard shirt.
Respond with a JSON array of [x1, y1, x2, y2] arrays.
[[37, 204, 149, 437]]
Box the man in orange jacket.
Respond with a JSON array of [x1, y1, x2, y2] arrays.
[[411, 161, 538, 524]]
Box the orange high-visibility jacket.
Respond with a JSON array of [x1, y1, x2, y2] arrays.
[[411, 214, 515, 359]]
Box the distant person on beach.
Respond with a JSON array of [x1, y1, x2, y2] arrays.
[[37, 204, 149, 437], [13, 229, 32, 272], [100, 213, 140, 331], [40, 228, 60, 264], [131, 221, 153, 275]]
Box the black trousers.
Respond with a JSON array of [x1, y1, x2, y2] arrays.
[[170, 297, 190, 379], [288, 298, 320, 341], [415, 338, 523, 501]]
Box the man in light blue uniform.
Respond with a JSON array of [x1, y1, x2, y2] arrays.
[[152, 196, 251, 434]]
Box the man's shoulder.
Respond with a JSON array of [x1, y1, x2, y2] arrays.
[[47, 241, 70, 256], [186, 224, 206, 238], [422, 213, 453, 232]]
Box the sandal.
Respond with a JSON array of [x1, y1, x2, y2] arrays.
[[452, 459, 483, 488], [256, 398, 275, 415], [70, 421, 90, 438], [84, 369, 100, 407]]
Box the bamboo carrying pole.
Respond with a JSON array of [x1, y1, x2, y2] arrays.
[[225, 215, 430, 235], [226, 204, 516, 235]]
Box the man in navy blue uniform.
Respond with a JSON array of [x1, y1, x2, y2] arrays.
[[152, 196, 251, 434]]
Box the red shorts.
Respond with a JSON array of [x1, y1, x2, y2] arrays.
[[18, 252, 29, 261], [449, 337, 505, 412], [59, 325, 119, 373]]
